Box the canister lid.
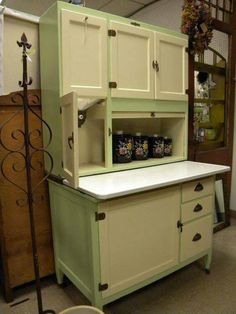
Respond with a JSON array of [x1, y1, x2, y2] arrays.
[[115, 130, 123, 135]]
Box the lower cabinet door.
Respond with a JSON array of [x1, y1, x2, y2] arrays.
[[98, 186, 180, 298], [180, 215, 213, 262]]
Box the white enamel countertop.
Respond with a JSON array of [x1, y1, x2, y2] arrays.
[[78, 161, 230, 200]]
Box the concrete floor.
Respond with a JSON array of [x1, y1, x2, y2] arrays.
[[0, 219, 236, 314]]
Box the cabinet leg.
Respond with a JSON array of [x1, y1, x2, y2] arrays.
[[4, 286, 14, 303], [205, 251, 212, 274], [56, 268, 64, 285]]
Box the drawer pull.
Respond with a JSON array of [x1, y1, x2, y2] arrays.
[[192, 232, 202, 242], [193, 203, 203, 212], [194, 183, 204, 192]]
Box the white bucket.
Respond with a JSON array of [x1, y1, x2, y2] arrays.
[[59, 305, 104, 314]]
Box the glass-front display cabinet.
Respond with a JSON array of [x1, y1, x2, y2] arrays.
[[189, 21, 236, 231], [193, 46, 226, 148]]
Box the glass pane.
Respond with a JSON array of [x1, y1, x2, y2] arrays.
[[193, 31, 228, 148]]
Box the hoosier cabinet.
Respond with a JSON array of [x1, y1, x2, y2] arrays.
[[40, 2, 229, 309]]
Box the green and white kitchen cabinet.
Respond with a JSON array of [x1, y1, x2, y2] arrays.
[[40, 2, 230, 310], [49, 162, 229, 309], [40, 1, 188, 180]]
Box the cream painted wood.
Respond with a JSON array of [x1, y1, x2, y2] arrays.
[[60, 9, 107, 97], [110, 21, 154, 99], [182, 177, 214, 203], [180, 215, 213, 262], [112, 111, 186, 160], [181, 195, 214, 223], [61, 92, 79, 188], [98, 186, 180, 298], [155, 32, 188, 101]]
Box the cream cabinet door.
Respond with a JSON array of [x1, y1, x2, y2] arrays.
[[110, 21, 155, 99], [155, 32, 188, 101], [99, 186, 180, 298], [60, 10, 107, 97], [60, 92, 79, 188]]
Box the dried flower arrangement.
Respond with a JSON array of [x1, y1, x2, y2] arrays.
[[181, 0, 213, 55]]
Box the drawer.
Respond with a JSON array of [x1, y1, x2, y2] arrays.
[[180, 215, 213, 262], [182, 177, 214, 203], [181, 195, 213, 223]]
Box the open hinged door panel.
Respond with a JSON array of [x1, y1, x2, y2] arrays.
[[155, 32, 188, 101], [61, 92, 79, 188]]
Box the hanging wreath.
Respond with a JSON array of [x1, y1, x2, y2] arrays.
[[181, 0, 213, 55]]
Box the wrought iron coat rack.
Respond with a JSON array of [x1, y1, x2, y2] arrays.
[[0, 33, 55, 314]]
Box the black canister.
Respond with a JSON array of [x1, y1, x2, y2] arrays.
[[164, 136, 172, 156], [133, 132, 149, 160], [149, 134, 164, 158], [112, 131, 132, 163]]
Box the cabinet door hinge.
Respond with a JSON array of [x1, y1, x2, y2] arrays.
[[185, 47, 189, 53], [61, 161, 64, 168], [95, 212, 106, 221], [130, 21, 140, 27], [177, 220, 183, 232], [60, 107, 62, 114], [108, 29, 116, 37], [185, 89, 189, 94], [109, 81, 117, 88], [99, 283, 108, 291]]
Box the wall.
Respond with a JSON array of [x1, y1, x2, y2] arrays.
[[132, 0, 182, 31], [2, 14, 39, 95]]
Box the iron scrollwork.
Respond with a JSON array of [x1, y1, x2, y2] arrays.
[[0, 33, 55, 314]]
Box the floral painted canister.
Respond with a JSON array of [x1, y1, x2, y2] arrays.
[[149, 134, 164, 158], [164, 136, 172, 156], [112, 131, 132, 163], [133, 132, 149, 160]]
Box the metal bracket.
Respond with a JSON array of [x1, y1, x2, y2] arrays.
[[99, 283, 108, 291], [130, 21, 140, 27], [95, 212, 106, 221], [108, 29, 116, 37], [78, 110, 87, 128], [109, 81, 117, 88]]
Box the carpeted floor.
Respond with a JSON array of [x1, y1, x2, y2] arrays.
[[0, 219, 236, 314]]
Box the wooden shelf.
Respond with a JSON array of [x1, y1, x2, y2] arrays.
[[194, 62, 226, 75]]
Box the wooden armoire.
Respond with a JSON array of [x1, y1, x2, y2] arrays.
[[0, 90, 54, 302]]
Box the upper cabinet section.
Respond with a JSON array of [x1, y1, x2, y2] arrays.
[[109, 21, 188, 101], [110, 21, 155, 99], [60, 9, 108, 97], [155, 33, 188, 101]]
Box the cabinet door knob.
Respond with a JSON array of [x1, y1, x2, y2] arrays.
[[192, 232, 202, 242], [194, 182, 204, 192], [193, 203, 203, 212]]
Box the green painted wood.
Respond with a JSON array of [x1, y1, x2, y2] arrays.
[[49, 181, 99, 300], [48, 180, 213, 309], [40, 4, 62, 177], [111, 99, 188, 112]]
